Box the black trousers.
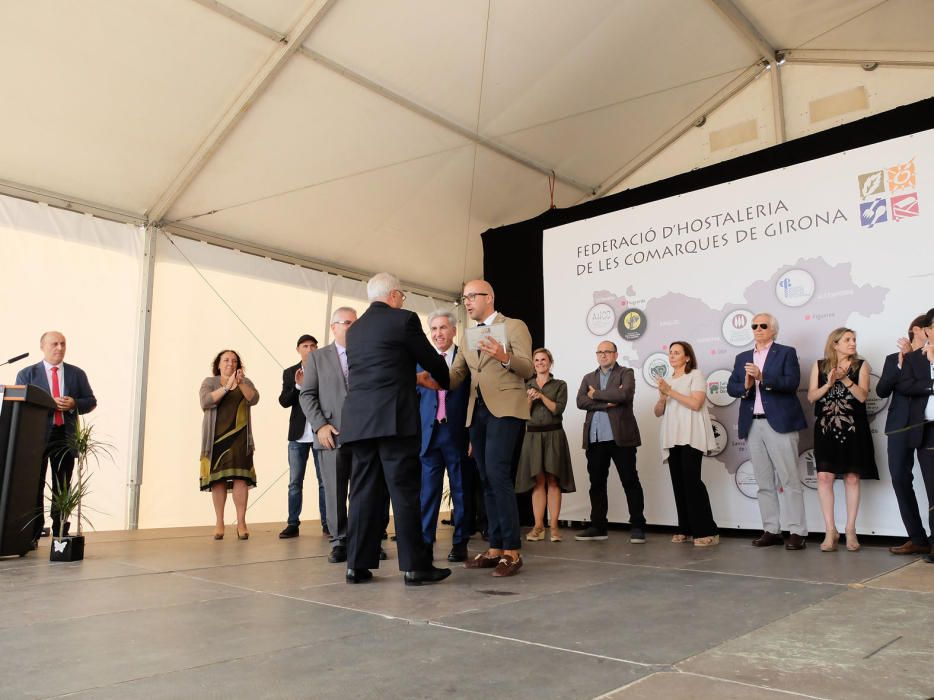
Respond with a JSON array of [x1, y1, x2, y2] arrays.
[[37, 425, 74, 538], [888, 431, 934, 545], [585, 441, 645, 529], [667, 444, 717, 538], [346, 435, 430, 572], [469, 404, 524, 550]]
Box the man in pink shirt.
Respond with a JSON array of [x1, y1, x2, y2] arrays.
[[727, 313, 809, 550]]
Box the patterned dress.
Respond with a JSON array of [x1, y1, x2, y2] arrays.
[[813, 361, 879, 479]]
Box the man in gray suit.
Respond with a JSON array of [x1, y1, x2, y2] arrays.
[[300, 307, 357, 563]]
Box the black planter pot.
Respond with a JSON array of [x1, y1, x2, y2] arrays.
[[50, 535, 85, 562]]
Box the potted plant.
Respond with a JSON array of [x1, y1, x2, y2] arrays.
[[48, 417, 112, 562]]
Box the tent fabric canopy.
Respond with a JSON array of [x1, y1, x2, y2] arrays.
[[2, 0, 933, 295]]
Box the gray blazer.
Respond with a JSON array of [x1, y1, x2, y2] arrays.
[[299, 343, 348, 442]]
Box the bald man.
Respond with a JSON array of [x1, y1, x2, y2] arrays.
[[448, 279, 534, 577], [15, 331, 97, 544]]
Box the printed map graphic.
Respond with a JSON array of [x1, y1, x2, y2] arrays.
[[588, 257, 888, 477]]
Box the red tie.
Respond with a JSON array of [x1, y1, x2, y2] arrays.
[[436, 353, 447, 422], [50, 366, 64, 426]]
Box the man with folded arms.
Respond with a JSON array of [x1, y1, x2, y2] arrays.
[[727, 313, 808, 550]]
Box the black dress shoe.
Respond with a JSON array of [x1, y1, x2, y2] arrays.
[[278, 525, 300, 539], [404, 566, 452, 586], [379, 548, 388, 561], [328, 545, 347, 563], [448, 543, 468, 562], [39, 527, 50, 538], [752, 531, 784, 547], [346, 568, 373, 584], [785, 533, 807, 550]]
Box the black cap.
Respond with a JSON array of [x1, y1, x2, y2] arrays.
[[297, 334, 318, 347]]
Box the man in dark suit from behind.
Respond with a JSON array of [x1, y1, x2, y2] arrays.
[[15, 331, 97, 543], [278, 334, 327, 539], [896, 307, 934, 564], [877, 315, 930, 555], [726, 312, 808, 550], [340, 273, 451, 585], [417, 310, 472, 563]]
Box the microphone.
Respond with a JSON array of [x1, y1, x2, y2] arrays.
[[0, 352, 29, 368]]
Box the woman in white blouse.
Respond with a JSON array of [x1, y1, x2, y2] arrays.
[[654, 341, 719, 547]]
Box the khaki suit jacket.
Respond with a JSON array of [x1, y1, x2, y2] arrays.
[[450, 313, 534, 425]]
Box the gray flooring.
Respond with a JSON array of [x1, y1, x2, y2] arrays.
[[2, 523, 933, 699]]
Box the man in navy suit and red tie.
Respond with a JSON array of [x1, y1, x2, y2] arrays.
[[417, 310, 472, 563], [15, 331, 97, 543], [727, 313, 808, 550]]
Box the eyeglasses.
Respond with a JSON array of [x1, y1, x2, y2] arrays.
[[751, 323, 770, 330], [392, 289, 407, 302], [595, 350, 617, 356], [332, 320, 353, 326], [460, 292, 490, 303]]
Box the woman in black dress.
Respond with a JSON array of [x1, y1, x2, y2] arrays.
[[807, 328, 878, 552], [200, 350, 260, 540]]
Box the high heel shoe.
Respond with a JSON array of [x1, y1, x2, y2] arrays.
[[213, 528, 225, 540], [550, 528, 562, 542], [820, 529, 839, 552], [526, 527, 545, 542], [845, 530, 860, 552], [237, 529, 250, 541]]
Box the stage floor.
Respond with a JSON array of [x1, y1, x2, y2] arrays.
[[2, 522, 932, 699]]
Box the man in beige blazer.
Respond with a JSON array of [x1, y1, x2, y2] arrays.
[[446, 280, 534, 577]]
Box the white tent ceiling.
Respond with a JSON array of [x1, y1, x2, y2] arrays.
[[2, 0, 933, 296]]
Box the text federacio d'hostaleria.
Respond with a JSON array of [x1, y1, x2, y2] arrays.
[[575, 200, 847, 277]]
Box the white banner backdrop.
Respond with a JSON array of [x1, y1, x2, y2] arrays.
[[543, 129, 932, 535], [0, 194, 143, 532]]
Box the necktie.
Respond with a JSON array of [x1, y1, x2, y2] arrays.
[[436, 353, 447, 422], [476, 322, 485, 358], [339, 349, 348, 380], [50, 366, 64, 426]]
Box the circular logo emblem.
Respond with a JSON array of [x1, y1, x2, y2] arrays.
[[709, 419, 728, 456], [586, 303, 616, 336], [734, 460, 758, 499], [642, 352, 672, 388], [775, 268, 816, 308], [721, 309, 755, 347], [618, 308, 647, 341], [797, 448, 818, 490], [705, 369, 736, 407], [865, 372, 889, 417]]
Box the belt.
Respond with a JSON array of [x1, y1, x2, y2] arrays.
[[526, 423, 562, 433], [752, 414, 767, 419], [433, 418, 448, 426]]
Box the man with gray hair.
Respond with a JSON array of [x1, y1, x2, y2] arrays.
[[339, 273, 452, 585], [417, 309, 472, 562], [300, 307, 357, 563], [727, 312, 809, 550]]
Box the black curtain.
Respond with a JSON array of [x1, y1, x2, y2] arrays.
[[482, 96, 934, 346]]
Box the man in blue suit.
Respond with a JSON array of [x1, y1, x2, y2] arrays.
[[877, 314, 930, 555], [15, 331, 97, 542], [417, 310, 471, 563], [896, 307, 934, 564], [727, 313, 808, 550]]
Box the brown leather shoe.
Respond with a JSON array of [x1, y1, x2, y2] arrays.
[[492, 554, 523, 577], [785, 533, 807, 550], [889, 540, 931, 555], [752, 531, 783, 547], [464, 552, 499, 569]]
